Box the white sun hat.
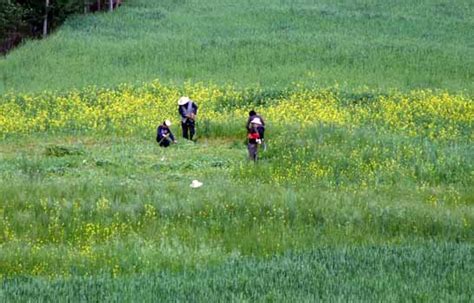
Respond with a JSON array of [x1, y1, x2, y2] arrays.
[[178, 96, 191, 105], [165, 119, 172, 126], [190, 179, 203, 188], [250, 117, 262, 125]]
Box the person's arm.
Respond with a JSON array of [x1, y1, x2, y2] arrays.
[[193, 102, 198, 115], [258, 115, 265, 126], [157, 126, 163, 142], [178, 105, 186, 118], [246, 117, 252, 130]]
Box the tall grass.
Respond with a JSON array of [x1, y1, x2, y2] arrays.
[[1, 122, 472, 277], [1, 0, 473, 94], [1, 0, 473, 298], [1, 90, 472, 297], [1, 244, 473, 301], [1, 84, 472, 281]]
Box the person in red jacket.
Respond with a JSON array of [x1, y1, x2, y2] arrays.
[[247, 118, 263, 161], [246, 110, 266, 150]]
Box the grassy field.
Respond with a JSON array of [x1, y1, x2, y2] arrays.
[[1, 83, 473, 299], [2, 245, 473, 301], [1, 0, 473, 300], [0, 0, 473, 94]]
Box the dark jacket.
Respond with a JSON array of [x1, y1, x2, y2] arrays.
[[178, 102, 198, 123], [157, 125, 175, 143]]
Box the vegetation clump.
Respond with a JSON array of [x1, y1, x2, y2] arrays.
[[1, 0, 473, 300]]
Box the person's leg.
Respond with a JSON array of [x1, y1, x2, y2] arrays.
[[189, 121, 195, 140], [181, 122, 189, 139], [160, 140, 170, 147], [258, 127, 266, 151], [248, 143, 257, 161]]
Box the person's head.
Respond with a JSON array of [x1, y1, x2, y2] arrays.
[[178, 96, 191, 106], [249, 110, 256, 117], [163, 120, 172, 127]]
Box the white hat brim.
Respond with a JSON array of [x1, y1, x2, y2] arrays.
[[178, 97, 191, 105]]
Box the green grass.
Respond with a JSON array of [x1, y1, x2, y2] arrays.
[[1, 91, 472, 269], [1, 124, 472, 277], [2, 244, 472, 302], [1, 111, 473, 299], [1, 0, 473, 94], [1, 0, 473, 299]]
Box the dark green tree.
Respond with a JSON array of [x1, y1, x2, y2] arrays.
[[0, 1, 28, 52], [1, 0, 120, 53]]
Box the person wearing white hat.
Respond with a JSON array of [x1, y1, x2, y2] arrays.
[[156, 119, 177, 147], [247, 117, 263, 161], [178, 96, 198, 141], [246, 110, 266, 150]]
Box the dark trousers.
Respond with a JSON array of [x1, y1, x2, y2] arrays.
[[181, 121, 195, 140], [159, 139, 171, 147]]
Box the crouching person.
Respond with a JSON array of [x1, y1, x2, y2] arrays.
[[157, 120, 177, 147], [247, 118, 263, 161]]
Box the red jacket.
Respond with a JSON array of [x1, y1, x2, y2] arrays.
[[248, 130, 260, 143]]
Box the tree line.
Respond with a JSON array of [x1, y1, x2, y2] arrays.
[[0, 0, 122, 54]]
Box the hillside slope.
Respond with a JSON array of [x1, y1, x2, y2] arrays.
[[0, 0, 472, 94]]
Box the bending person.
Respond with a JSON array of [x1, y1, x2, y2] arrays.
[[178, 96, 198, 141]]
